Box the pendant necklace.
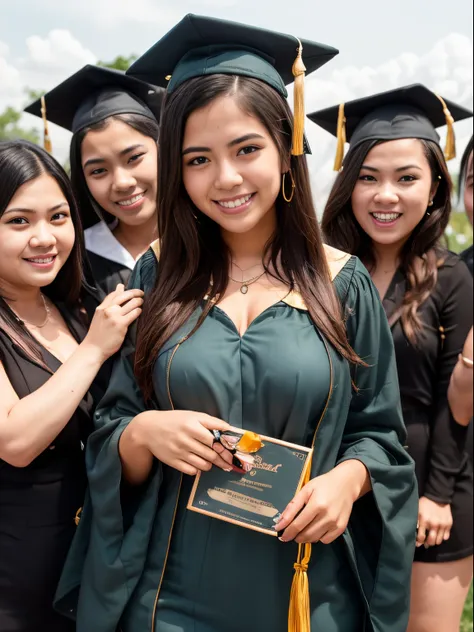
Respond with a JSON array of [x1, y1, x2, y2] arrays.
[[8, 293, 51, 328], [228, 271, 266, 295]]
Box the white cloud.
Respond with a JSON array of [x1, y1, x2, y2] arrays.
[[0, 55, 23, 106], [188, 0, 237, 6], [0, 41, 9, 58], [38, 0, 183, 28], [24, 30, 96, 70], [1, 30, 96, 163]]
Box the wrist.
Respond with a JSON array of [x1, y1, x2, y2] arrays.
[[128, 412, 157, 451], [334, 459, 370, 501], [77, 340, 106, 369]]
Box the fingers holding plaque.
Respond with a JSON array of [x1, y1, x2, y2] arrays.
[[188, 428, 313, 537], [211, 429, 263, 473]]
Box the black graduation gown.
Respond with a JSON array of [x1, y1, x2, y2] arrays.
[[0, 303, 95, 631], [461, 244, 473, 276], [86, 250, 132, 296], [83, 221, 136, 297], [383, 251, 473, 562]]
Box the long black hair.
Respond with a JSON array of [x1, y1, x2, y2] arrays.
[[0, 139, 86, 367], [69, 113, 160, 229]]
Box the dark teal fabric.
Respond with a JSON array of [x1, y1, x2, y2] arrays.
[[55, 249, 418, 632]]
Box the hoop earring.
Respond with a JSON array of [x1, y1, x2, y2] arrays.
[[282, 170, 296, 203]]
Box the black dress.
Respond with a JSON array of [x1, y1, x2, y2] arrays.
[[383, 252, 473, 563], [0, 303, 95, 631]]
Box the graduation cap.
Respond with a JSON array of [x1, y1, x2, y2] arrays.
[[307, 84, 473, 170], [127, 14, 339, 156], [24, 64, 165, 152]]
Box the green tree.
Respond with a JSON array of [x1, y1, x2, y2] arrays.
[[98, 54, 137, 71], [0, 106, 40, 143]]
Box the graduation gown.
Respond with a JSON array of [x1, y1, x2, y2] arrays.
[[383, 252, 473, 563], [84, 221, 137, 296], [55, 247, 418, 632]]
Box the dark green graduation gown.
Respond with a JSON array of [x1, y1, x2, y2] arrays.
[[56, 247, 418, 632]]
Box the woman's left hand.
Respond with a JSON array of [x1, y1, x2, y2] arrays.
[[274, 460, 370, 545]]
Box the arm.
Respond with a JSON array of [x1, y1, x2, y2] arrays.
[[448, 326, 473, 426], [91, 254, 231, 487], [0, 286, 143, 467], [424, 261, 473, 503]]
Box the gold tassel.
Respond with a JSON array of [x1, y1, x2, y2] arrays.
[[291, 39, 306, 156], [288, 455, 313, 632], [436, 95, 456, 161], [74, 507, 82, 526], [40, 95, 52, 154], [333, 103, 346, 171], [288, 542, 312, 631]]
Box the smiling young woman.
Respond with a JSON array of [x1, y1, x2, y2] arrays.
[[0, 140, 143, 631], [26, 65, 163, 295], [315, 85, 474, 632], [56, 16, 418, 632]]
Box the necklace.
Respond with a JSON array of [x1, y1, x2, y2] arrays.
[[9, 293, 51, 328], [231, 260, 264, 274], [228, 271, 266, 294]]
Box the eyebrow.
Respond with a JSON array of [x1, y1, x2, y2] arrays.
[[3, 202, 69, 216], [83, 144, 146, 168], [360, 164, 423, 173], [182, 133, 265, 156]]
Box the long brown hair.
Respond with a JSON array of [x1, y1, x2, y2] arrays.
[[0, 139, 86, 368], [322, 139, 452, 343], [135, 74, 360, 399]]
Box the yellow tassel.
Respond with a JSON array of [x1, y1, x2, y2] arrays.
[[74, 507, 82, 526], [288, 542, 312, 632], [436, 95, 456, 161], [288, 454, 313, 632], [40, 95, 52, 154], [291, 39, 306, 156], [333, 103, 346, 171]]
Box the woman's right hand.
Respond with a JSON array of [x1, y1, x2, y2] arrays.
[[416, 496, 453, 548], [83, 283, 144, 362], [133, 410, 234, 476]]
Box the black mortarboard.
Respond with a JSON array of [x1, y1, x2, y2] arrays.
[[307, 84, 473, 170], [24, 64, 164, 149], [127, 14, 339, 155]]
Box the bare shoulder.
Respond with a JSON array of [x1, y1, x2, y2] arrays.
[[323, 244, 352, 281]]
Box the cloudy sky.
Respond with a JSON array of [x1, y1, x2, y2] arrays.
[[1, 0, 473, 208]]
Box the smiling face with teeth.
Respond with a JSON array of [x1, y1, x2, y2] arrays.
[[182, 95, 284, 237], [351, 139, 439, 249], [0, 173, 75, 294], [82, 119, 158, 229]]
